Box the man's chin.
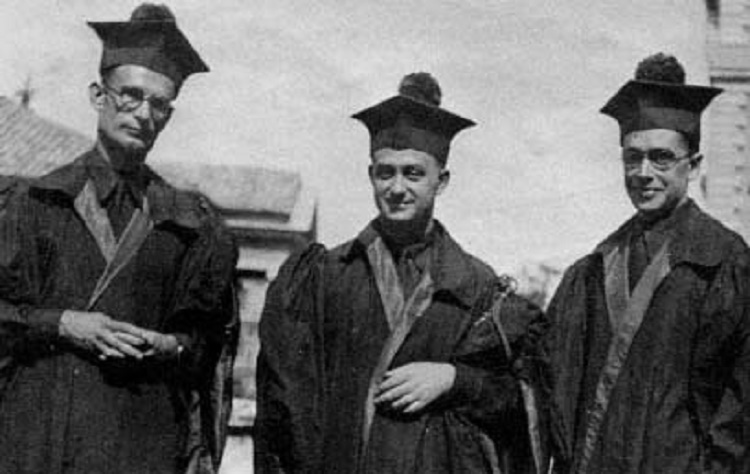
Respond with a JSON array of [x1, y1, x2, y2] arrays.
[[380, 213, 416, 223], [119, 138, 153, 155], [634, 202, 658, 213], [629, 193, 660, 212], [634, 201, 674, 220]]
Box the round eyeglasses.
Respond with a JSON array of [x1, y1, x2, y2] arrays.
[[101, 82, 174, 119], [622, 148, 692, 171]]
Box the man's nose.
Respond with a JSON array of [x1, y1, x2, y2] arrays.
[[634, 158, 656, 177], [389, 175, 407, 194], [132, 100, 153, 122]]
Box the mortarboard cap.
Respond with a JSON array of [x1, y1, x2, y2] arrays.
[[352, 72, 475, 165], [601, 53, 722, 150], [88, 3, 209, 90]]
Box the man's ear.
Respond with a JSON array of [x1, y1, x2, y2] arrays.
[[688, 153, 703, 181], [89, 82, 105, 111], [436, 168, 450, 195]]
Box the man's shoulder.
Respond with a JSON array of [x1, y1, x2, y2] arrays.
[[0, 175, 17, 191], [19, 153, 92, 201], [276, 231, 369, 282], [667, 202, 750, 269], [270, 243, 329, 296], [146, 174, 226, 231], [0, 175, 29, 209], [593, 214, 638, 255], [436, 228, 497, 282], [550, 250, 604, 301], [327, 237, 362, 262], [459, 249, 497, 281], [688, 205, 747, 253], [0, 175, 25, 194], [567, 250, 603, 272]]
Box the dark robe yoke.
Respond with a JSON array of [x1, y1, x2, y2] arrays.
[[0, 150, 238, 474], [255, 221, 547, 474], [547, 200, 750, 474]]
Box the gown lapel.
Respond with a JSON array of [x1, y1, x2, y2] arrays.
[[360, 235, 434, 454], [579, 234, 672, 473]]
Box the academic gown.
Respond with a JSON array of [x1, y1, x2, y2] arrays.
[[547, 200, 750, 474], [254, 221, 547, 474], [0, 150, 238, 474]]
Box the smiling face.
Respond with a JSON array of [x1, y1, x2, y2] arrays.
[[89, 64, 176, 159], [369, 148, 449, 230], [622, 128, 701, 221]]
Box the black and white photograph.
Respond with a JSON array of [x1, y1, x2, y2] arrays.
[[0, 1, 748, 473]]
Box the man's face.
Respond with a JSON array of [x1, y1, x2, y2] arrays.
[[369, 148, 449, 226], [89, 64, 176, 156], [622, 128, 700, 220]]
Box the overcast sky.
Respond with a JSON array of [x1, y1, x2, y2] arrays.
[[0, 0, 710, 272]]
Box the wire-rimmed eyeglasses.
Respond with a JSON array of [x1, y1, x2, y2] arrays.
[[622, 148, 692, 171], [101, 82, 174, 119]]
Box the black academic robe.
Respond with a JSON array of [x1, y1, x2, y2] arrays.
[[0, 150, 238, 474], [254, 221, 547, 474], [547, 200, 750, 473]]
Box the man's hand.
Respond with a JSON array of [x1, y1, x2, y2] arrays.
[[138, 331, 181, 360], [59, 310, 149, 360], [374, 362, 456, 414]]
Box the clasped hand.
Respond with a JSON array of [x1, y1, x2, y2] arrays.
[[374, 362, 456, 414], [59, 310, 178, 361]]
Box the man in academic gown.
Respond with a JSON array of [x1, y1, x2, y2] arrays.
[[547, 53, 750, 473], [0, 4, 237, 474], [254, 72, 548, 474]]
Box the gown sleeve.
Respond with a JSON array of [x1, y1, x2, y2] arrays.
[[0, 179, 63, 373], [254, 243, 328, 474], [168, 201, 239, 474], [700, 251, 750, 473], [447, 279, 550, 474]]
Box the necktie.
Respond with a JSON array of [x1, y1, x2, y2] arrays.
[[397, 254, 421, 300], [107, 180, 136, 239], [628, 230, 649, 292]]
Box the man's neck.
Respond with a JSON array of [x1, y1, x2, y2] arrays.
[[638, 196, 689, 230], [96, 134, 147, 175], [376, 216, 434, 250]]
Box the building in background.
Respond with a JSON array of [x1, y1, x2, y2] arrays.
[[155, 160, 316, 429], [0, 96, 316, 470], [705, 0, 750, 241], [0, 96, 91, 175]]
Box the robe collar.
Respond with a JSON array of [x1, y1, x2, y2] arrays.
[[28, 148, 207, 230], [595, 199, 727, 268], [343, 219, 484, 309]]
